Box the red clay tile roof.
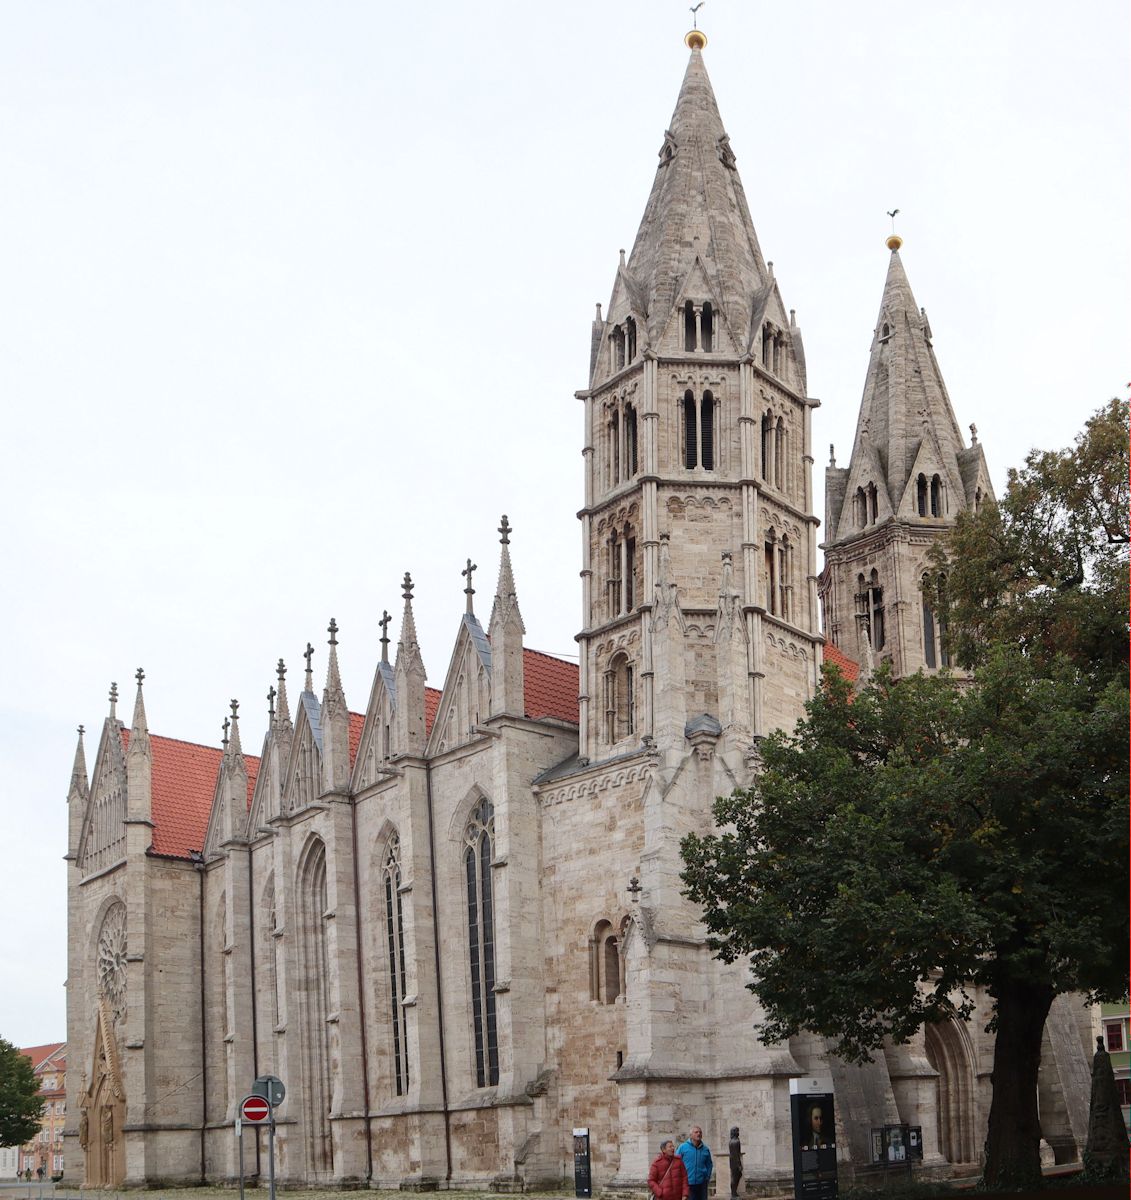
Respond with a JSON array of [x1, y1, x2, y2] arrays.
[[523, 648, 579, 723], [349, 711, 364, 768], [21, 1044, 64, 1071], [823, 642, 860, 683], [425, 687, 441, 734], [114, 654, 575, 861], [120, 730, 260, 860]]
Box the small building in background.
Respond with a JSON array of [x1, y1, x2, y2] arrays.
[[8, 1044, 67, 1179]]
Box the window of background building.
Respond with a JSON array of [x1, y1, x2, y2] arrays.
[[1105, 1021, 1125, 1052]]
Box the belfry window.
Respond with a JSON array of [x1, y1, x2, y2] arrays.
[[702, 302, 714, 352], [465, 798, 498, 1088], [683, 301, 697, 351], [930, 474, 943, 517], [604, 653, 635, 743], [626, 316, 637, 363], [701, 391, 715, 470], [624, 403, 638, 477], [867, 482, 878, 524], [383, 835, 410, 1096], [612, 325, 626, 372], [683, 391, 697, 468], [917, 473, 928, 517], [608, 411, 620, 488], [607, 527, 638, 617], [857, 570, 885, 651], [761, 411, 775, 481], [774, 417, 785, 490], [762, 323, 773, 368], [764, 530, 778, 614]]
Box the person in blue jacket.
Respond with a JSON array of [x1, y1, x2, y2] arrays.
[[677, 1126, 713, 1200]]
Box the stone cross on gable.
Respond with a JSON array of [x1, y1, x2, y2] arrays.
[[222, 717, 230, 748], [328, 617, 338, 647], [463, 558, 477, 613], [78, 724, 85, 737], [379, 610, 391, 663], [267, 686, 276, 718], [135, 667, 145, 687], [303, 642, 315, 690]]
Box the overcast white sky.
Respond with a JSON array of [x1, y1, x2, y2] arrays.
[[1, 1, 1127, 1047]]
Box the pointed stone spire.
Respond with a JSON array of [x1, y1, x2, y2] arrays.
[[227, 699, 243, 758], [394, 573, 427, 753], [321, 618, 350, 793], [378, 610, 391, 665], [489, 515, 525, 717], [623, 45, 770, 349], [126, 668, 151, 822], [70, 725, 89, 796], [66, 725, 89, 859], [129, 668, 150, 755], [274, 658, 292, 728], [303, 642, 315, 693], [324, 618, 345, 703]]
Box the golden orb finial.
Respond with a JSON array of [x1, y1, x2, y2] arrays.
[[886, 234, 903, 251], [685, 29, 707, 50]]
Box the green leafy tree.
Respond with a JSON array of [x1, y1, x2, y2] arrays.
[[0, 1037, 43, 1149], [681, 402, 1129, 1190]]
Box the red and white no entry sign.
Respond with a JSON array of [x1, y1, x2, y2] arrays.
[[240, 1095, 271, 1123]]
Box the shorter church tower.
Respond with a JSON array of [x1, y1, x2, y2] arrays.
[[820, 237, 995, 676]]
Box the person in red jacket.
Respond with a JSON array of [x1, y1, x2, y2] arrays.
[[649, 1139, 689, 1200]]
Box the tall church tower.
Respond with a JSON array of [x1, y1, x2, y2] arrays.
[[820, 237, 994, 675], [576, 35, 822, 770]]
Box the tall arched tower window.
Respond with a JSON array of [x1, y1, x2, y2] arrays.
[[683, 301, 697, 351], [626, 316, 637, 362], [701, 391, 715, 470], [299, 838, 334, 1174], [701, 302, 714, 352], [383, 834, 410, 1096], [922, 574, 950, 668], [774, 417, 785, 490], [465, 798, 498, 1088], [624, 403, 638, 477], [917, 473, 928, 517], [683, 390, 697, 468], [761, 411, 774, 481], [930, 474, 943, 517], [867, 482, 878, 524], [603, 653, 635, 743]]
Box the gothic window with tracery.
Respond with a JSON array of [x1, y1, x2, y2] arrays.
[[383, 834, 410, 1096], [465, 798, 498, 1088], [96, 902, 127, 1028], [922, 573, 950, 669]]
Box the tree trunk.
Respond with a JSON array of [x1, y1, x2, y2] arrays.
[[981, 977, 1055, 1190]]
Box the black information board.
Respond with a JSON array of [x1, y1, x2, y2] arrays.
[[790, 1092, 837, 1200], [572, 1127, 592, 1198]]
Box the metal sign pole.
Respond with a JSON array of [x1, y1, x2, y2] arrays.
[[267, 1100, 276, 1200], [237, 1115, 245, 1200]]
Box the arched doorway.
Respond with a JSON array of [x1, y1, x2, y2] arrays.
[[81, 999, 126, 1185], [924, 1019, 977, 1164]]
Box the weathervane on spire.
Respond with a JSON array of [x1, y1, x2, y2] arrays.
[[886, 209, 903, 251], [685, 3, 707, 49]]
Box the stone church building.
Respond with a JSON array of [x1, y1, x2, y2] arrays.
[[64, 35, 1093, 1188]]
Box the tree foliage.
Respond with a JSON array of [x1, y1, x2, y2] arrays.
[[681, 401, 1129, 1189], [0, 1037, 43, 1149], [925, 397, 1129, 680]]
